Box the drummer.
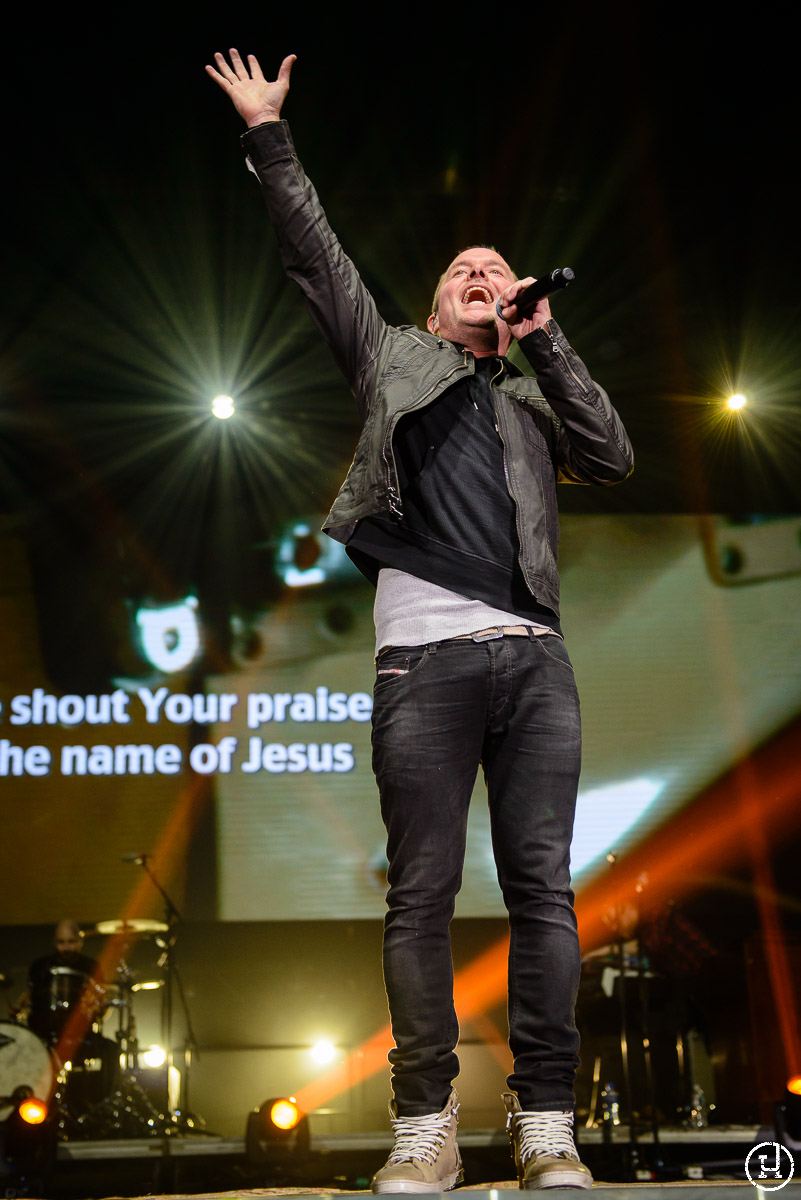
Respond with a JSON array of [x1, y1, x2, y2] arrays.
[[9, 920, 118, 1116], [14, 919, 105, 1046]]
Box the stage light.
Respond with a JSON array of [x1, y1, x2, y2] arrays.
[[2, 1089, 55, 1167], [17, 1097, 48, 1125], [211, 394, 235, 419], [245, 1096, 310, 1169], [775, 1077, 801, 1148], [310, 1039, 337, 1065], [726, 392, 747, 410], [141, 1045, 167, 1068], [270, 1098, 302, 1131]]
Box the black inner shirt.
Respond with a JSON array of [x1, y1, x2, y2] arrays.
[[347, 356, 560, 632]]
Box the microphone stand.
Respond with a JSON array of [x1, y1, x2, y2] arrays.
[[603, 853, 637, 1176], [135, 857, 200, 1129]]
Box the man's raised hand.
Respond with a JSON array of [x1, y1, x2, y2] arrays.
[[205, 50, 296, 128]]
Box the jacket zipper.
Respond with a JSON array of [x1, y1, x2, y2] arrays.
[[546, 325, 589, 397], [493, 398, 529, 584], [381, 351, 470, 516]]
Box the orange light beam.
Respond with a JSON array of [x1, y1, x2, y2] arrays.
[[737, 751, 801, 1075], [467, 1011, 514, 1074], [55, 771, 210, 1079], [575, 713, 801, 952], [295, 711, 801, 1114], [293, 934, 511, 1114]]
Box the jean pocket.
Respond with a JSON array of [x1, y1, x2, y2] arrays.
[[374, 645, 430, 686], [533, 634, 574, 672]]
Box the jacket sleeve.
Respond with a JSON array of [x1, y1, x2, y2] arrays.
[[517, 320, 634, 485], [241, 120, 385, 423]]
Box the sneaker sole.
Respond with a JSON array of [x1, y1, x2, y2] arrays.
[[373, 1170, 463, 1193], [522, 1169, 593, 1189]]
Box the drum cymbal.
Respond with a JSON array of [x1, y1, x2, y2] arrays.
[[92, 918, 169, 936]]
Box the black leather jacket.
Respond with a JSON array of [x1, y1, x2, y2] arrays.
[[242, 121, 633, 617]]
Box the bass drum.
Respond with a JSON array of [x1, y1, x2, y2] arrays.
[[0, 1021, 58, 1121]]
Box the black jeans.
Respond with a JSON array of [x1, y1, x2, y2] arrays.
[[372, 633, 582, 1116]]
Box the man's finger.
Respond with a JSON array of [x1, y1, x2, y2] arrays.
[[511, 277, 535, 301], [205, 63, 229, 88], [247, 54, 266, 83], [228, 47, 250, 79], [211, 51, 238, 84], [277, 53, 297, 88], [496, 278, 537, 319]]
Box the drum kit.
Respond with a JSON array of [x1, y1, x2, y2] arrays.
[[1, 917, 191, 1140]]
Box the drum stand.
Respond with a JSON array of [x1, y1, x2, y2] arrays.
[[77, 958, 165, 1138]]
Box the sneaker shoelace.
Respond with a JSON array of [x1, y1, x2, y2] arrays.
[[388, 1104, 458, 1165], [512, 1110, 577, 1164]]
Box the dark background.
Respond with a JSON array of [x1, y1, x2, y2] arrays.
[[4, 1, 799, 687], [3, 1, 799, 545]]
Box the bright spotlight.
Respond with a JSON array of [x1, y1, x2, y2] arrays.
[[141, 1045, 167, 1069], [2, 1090, 54, 1165], [310, 1039, 337, 1065], [270, 1098, 302, 1131], [726, 393, 748, 411], [211, 394, 236, 419], [776, 1077, 801, 1148], [18, 1097, 48, 1126], [245, 1095, 310, 1165]]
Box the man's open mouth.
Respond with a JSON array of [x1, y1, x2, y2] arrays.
[[461, 285, 493, 305]]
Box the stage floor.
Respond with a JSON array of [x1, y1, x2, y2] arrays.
[[2, 1125, 788, 1200], [19, 1184, 801, 1200]]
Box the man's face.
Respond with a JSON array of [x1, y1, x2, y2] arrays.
[[427, 248, 516, 354], [54, 922, 83, 958]]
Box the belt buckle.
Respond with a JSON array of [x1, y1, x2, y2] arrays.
[[472, 626, 504, 642]]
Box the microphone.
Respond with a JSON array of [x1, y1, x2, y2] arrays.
[[121, 853, 150, 864], [496, 267, 575, 319]]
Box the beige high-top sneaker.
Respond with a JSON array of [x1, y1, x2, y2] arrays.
[[503, 1092, 592, 1189], [372, 1089, 463, 1193]]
